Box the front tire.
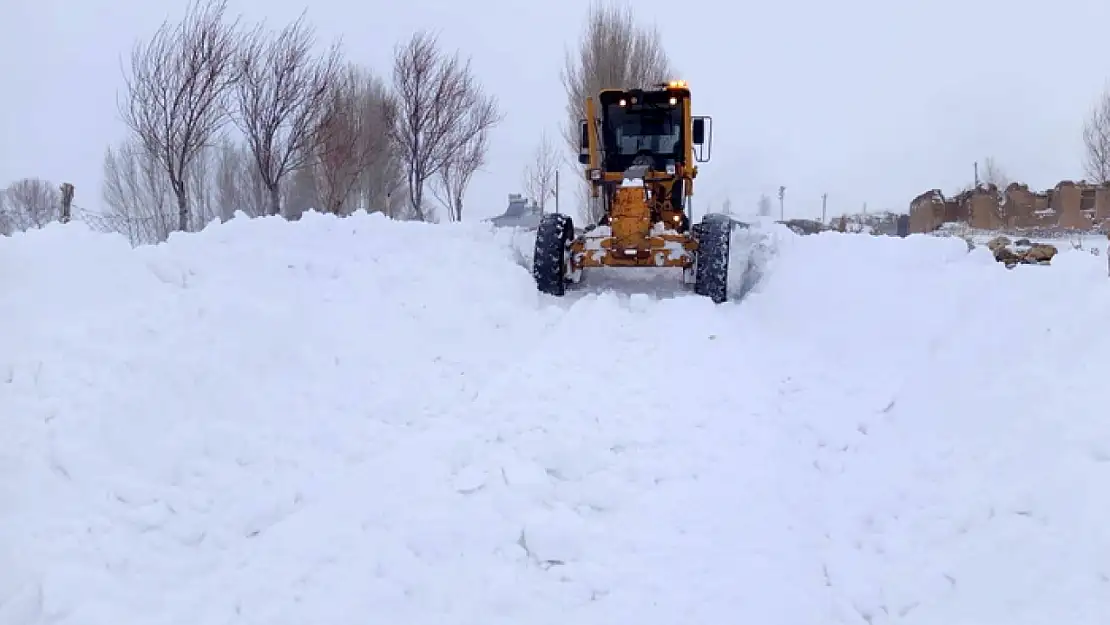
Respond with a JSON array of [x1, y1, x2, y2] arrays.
[[533, 213, 575, 296], [693, 213, 732, 303]]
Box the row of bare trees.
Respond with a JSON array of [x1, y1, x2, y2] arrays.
[[4, 1, 673, 240], [93, 0, 500, 245]]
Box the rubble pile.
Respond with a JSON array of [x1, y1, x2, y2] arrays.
[[986, 235, 1058, 268]]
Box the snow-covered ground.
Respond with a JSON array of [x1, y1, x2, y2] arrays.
[[3, 211, 1110, 624]]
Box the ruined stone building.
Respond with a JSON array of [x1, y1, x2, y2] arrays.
[[909, 180, 1110, 234]]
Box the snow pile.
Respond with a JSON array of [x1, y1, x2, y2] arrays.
[[3, 212, 1110, 624]]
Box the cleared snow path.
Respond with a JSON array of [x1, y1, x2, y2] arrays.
[[3, 212, 1109, 624]]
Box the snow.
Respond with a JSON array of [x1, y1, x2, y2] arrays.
[[4, 210, 1110, 624]]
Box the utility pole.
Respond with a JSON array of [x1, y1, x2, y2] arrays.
[[778, 185, 786, 220], [821, 192, 828, 223], [974, 161, 980, 186]]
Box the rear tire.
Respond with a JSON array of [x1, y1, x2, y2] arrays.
[[693, 213, 732, 303], [533, 213, 575, 296]]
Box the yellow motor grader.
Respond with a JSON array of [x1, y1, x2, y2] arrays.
[[532, 80, 735, 303]]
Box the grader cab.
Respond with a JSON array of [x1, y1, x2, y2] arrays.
[[531, 80, 736, 303]]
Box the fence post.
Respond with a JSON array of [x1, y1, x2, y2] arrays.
[[59, 182, 74, 224]]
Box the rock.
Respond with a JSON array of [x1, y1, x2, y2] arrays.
[[986, 235, 1012, 252], [1024, 243, 1057, 263], [993, 245, 1022, 267]]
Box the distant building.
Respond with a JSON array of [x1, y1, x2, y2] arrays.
[[487, 193, 543, 229], [909, 180, 1110, 234]]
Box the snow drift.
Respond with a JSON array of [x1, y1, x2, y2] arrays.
[[3, 210, 1109, 624]]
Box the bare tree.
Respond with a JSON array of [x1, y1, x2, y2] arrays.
[[231, 12, 341, 216], [282, 162, 319, 219], [430, 104, 497, 222], [430, 131, 483, 222], [391, 30, 503, 221], [522, 130, 559, 212], [213, 136, 269, 219], [93, 136, 249, 245], [313, 75, 365, 215], [560, 1, 674, 223], [99, 139, 176, 245], [1, 178, 61, 232], [312, 66, 397, 215], [119, 0, 241, 233], [350, 67, 405, 217], [355, 143, 406, 218], [187, 143, 219, 228], [1084, 87, 1110, 184]]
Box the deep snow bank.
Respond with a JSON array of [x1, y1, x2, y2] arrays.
[[3, 212, 1110, 625], [733, 230, 1110, 623]]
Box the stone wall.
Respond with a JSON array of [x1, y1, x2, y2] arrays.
[[908, 180, 1110, 234]]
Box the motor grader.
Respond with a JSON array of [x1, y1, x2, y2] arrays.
[[532, 80, 735, 303]]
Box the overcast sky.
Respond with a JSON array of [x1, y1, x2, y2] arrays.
[[4, 0, 1110, 222]]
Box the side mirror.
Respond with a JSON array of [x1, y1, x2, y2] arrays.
[[579, 120, 589, 150], [692, 116, 712, 163], [578, 153, 589, 164]]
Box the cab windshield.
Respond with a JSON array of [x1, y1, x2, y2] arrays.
[[600, 91, 685, 172]]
